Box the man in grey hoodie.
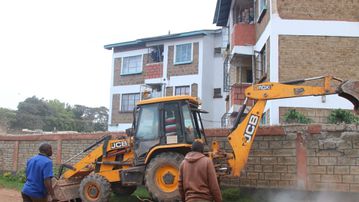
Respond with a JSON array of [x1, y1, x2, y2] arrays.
[[178, 141, 222, 202]]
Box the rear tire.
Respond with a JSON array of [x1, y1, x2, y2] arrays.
[[79, 174, 111, 202], [145, 152, 184, 202], [111, 183, 137, 196]]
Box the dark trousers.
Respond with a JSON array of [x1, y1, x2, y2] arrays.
[[22, 192, 47, 202]]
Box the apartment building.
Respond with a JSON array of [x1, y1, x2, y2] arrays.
[[105, 30, 227, 131], [214, 0, 359, 125]]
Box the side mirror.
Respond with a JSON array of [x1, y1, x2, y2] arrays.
[[126, 128, 134, 137]]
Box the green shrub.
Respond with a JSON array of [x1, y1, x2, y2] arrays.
[[283, 109, 312, 124], [328, 109, 359, 124]]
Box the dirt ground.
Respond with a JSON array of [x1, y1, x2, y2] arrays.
[[0, 188, 21, 202]]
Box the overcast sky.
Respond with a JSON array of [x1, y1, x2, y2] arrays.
[[0, 0, 218, 110]]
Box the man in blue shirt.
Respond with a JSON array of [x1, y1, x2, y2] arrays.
[[22, 143, 58, 202]]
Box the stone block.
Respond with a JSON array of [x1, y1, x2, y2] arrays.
[[261, 157, 277, 164], [263, 165, 273, 172], [258, 141, 269, 149], [265, 173, 281, 180], [342, 175, 354, 183], [321, 175, 342, 183], [319, 157, 337, 165], [307, 174, 321, 183], [307, 166, 326, 174], [350, 166, 359, 175], [307, 157, 318, 165], [269, 141, 282, 149], [278, 157, 296, 165], [350, 184, 359, 192], [280, 173, 296, 180], [273, 165, 288, 173], [326, 166, 334, 174], [282, 140, 296, 149], [334, 166, 350, 174], [273, 149, 296, 156]]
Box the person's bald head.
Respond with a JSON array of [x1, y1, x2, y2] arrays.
[[39, 143, 53, 157]]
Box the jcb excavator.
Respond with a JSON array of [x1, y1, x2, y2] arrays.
[[52, 76, 359, 202]]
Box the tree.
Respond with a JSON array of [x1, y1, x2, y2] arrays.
[[0, 107, 16, 133], [46, 99, 76, 131], [13, 96, 52, 130]]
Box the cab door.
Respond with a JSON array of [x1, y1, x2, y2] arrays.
[[134, 103, 160, 162]]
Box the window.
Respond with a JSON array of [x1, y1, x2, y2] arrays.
[[175, 43, 192, 64], [182, 104, 198, 142], [122, 55, 142, 74], [213, 88, 222, 98], [121, 93, 140, 112], [175, 86, 190, 96], [256, 0, 267, 22], [136, 104, 159, 140]]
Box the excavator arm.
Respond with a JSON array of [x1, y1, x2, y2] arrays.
[[226, 76, 359, 176]]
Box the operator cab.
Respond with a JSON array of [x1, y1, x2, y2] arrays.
[[131, 96, 206, 163]]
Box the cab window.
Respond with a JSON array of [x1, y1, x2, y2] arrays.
[[136, 104, 159, 140], [181, 103, 198, 142]]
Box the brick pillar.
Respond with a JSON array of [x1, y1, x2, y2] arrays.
[[12, 141, 19, 171], [296, 133, 307, 189], [56, 139, 62, 165]]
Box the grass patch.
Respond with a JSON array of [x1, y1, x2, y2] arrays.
[[0, 176, 23, 191]]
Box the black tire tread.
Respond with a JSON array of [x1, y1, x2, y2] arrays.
[[79, 174, 111, 202], [145, 152, 184, 202]]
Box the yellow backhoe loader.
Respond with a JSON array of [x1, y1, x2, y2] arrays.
[[52, 75, 359, 202]]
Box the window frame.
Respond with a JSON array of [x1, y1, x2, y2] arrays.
[[256, 0, 267, 23], [121, 54, 143, 75], [120, 93, 140, 112], [174, 43, 193, 65], [175, 85, 190, 96]]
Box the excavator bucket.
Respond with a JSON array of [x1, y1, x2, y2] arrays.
[[337, 80, 359, 114], [51, 178, 81, 201]]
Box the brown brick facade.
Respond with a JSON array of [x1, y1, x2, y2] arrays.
[[279, 35, 359, 82], [191, 83, 198, 97], [256, 0, 270, 40], [277, 0, 359, 22], [111, 94, 133, 124], [167, 43, 199, 77], [166, 87, 173, 96]]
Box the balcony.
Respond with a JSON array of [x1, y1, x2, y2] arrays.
[[144, 63, 163, 79], [231, 23, 255, 47]]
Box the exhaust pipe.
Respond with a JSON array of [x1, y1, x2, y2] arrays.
[[337, 80, 359, 114]]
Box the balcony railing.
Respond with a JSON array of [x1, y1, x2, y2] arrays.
[[231, 23, 255, 47]]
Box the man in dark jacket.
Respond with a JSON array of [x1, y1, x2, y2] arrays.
[[22, 143, 58, 202], [178, 141, 222, 202]]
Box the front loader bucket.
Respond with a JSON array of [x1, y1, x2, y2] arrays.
[[51, 178, 81, 201], [338, 80, 359, 114]]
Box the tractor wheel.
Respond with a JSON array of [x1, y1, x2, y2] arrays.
[[111, 183, 137, 196], [79, 174, 111, 202], [145, 152, 184, 202]]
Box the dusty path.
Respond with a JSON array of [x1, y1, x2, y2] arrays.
[[0, 188, 21, 202]]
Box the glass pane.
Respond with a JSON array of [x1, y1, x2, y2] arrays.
[[182, 104, 197, 141], [175, 43, 191, 63], [136, 105, 159, 140], [123, 55, 141, 74], [164, 103, 181, 138]]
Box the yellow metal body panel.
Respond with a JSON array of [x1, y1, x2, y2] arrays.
[[227, 76, 351, 176], [63, 138, 132, 179], [144, 144, 192, 164], [228, 100, 266, 176], [137, 95, 199, 106]]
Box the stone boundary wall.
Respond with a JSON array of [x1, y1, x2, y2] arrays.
[[1, 124, 358, 193]]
